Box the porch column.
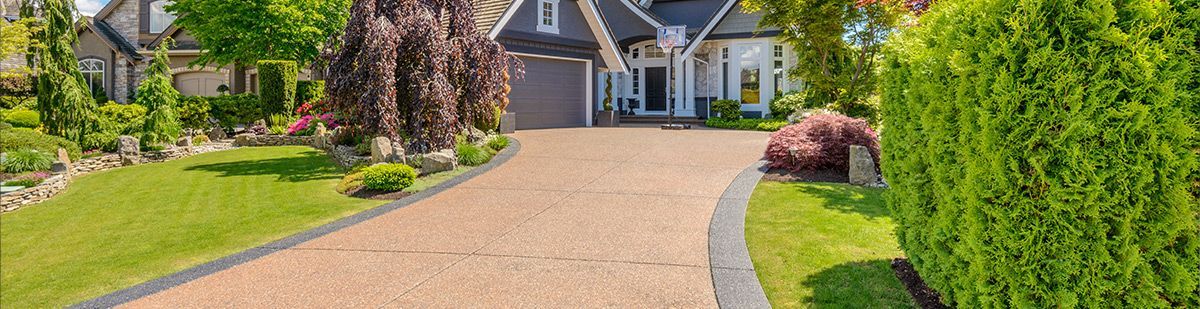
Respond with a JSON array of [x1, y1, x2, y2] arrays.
[[684, 57, 696, 115]]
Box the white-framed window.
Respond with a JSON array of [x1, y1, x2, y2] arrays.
[[78, 59, 105, 96], [773, 45, 784, 58], [149, 0, 177, 33], [773, 45, 786, 95], [721, 47, 729, 59], [537, 0, 559, 34], [632, 68, 640, 95], [632, 47, 640, 59], [644, 44, 665, 58]]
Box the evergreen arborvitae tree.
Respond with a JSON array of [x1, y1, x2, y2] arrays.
[[326, 0, 520, 153], [880, 0, 1200, 306], [138, 42, 183, 146], [27, 0, 96, 142]]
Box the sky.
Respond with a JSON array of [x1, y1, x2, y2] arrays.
[[77, 0, 107, 16]]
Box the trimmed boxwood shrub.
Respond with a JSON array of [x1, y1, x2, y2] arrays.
[[4, 109, 39, 128], [257, 60, 299, 118], [207, 94, 261, 129], [879, 0, 1200, 307], [296, 80, 325, 104], [361, 163, 417, 191], [764, 114, 878, 173], [711, 99, 741, 121], [1, 128, 81, 161], [704, 118, 788, 132]]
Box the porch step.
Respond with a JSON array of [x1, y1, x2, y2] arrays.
[[619, 115, 706, 125]]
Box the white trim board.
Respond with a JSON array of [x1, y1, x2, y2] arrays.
[[680, 0, 739, 59], [509, 52, 594, 128]]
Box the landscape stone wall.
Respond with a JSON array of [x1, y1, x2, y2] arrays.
[[1, 174, 67, 212]]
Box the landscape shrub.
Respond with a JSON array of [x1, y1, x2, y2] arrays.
[[2, 149, 54, 173], [177, 96, 212, 130], [81, 132, 119, 152], [192, 134, 210, 144], [1, 128, 81, 161], [768, 92, 806, 119], [457, 143, 490, 166], [257, 60, 299, 118], [5, 109, 39, 128], [96, 103, 148, 134], [295, 80, 325, 104], [711, 99, 741, 121], [705, 118, 788, 132], [0, 122, 11, 130], [137, 43, 183, 146], [764, 114, 878, 173], [361, 163, 417, 191], [2, 171, 50, 187], [207, 94, 261, 129], [879, 0, 1200, 306], [336, 171, 364, 194], [486, 135, 509, 152]]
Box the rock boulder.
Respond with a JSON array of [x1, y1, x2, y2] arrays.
[[118, 135, 140, 165], [370, 137, 404, 164], [848, 145, 878, 186], [421, 150, 457, 174]]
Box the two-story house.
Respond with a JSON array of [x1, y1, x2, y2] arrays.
[[73, 0, 313, 103]]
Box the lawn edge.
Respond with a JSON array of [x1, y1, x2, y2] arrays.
[[708, 159, 771, 308], [70, 137, 523, 308]]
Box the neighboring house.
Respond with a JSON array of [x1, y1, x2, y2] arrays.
[[72, 0, 312, 103], [480, 0, 793, 129]]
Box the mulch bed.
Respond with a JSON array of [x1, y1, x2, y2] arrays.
[[346, 187, 413, 200], [891, 258, 950, 309], [761, 167, 849, 183]]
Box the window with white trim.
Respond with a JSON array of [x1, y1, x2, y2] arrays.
[[721, 47, 729, 59], [537, 0, 559, 34], [643, 44, 665, 58], [773, 45, 786, 95], [632, 47, 640, 59], [632, 68, 640, 95], [149, 1, 177, 33], [78, 59, 105, 96]]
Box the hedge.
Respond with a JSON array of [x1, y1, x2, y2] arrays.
[[879, 0, 1200, 307], [296, 80, 325, 105], [256, 60, 298, 119], [704, 118, 787, 132]]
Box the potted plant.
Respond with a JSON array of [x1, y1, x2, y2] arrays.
[[596, 74, 619, 127], [498, 70, 517, 133]]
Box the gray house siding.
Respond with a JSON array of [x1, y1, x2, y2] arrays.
[[500, 0, 599, 44]]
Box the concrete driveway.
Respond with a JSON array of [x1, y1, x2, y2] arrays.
[[124, 127, 769, 307]]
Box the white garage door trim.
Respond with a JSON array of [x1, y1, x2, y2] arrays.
[[509, 52, 593, 128]]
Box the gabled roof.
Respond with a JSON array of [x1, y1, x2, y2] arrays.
[[92, 0, 126, 21], [619, 0, 666, 27], [76, 17, 145, 61], [646, 0, 725, 32], [488, 0, 629, 73], [148, 24, 181, 49], [471, 0, 514, 34]]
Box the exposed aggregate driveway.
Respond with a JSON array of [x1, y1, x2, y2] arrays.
[[124, 127, 769, 307]]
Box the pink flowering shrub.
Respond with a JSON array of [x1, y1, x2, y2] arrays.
[[287, 113, 339, 136], [764, 114, 880, 172]]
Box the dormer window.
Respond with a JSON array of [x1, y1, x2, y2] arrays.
[[149, 0, 177, 33], [537, 0, 559, 34]]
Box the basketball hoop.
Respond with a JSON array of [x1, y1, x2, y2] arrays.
[[656, 25, 691, 130], [656, 25, 687, 50]]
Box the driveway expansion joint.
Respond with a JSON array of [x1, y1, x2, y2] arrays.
[[708, 160, 772, 309], [71, 137, 524, 309]]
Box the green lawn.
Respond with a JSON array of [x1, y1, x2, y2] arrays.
[[0, 147, 386, 308], [746, 181, 915, 308]]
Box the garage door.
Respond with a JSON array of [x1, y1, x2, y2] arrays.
[[174, 72, 225, 96], [507, 56, 587, 129]]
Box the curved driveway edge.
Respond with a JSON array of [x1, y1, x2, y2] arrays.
[[71, 138, 523, 309], [709, 160, 771, 308]]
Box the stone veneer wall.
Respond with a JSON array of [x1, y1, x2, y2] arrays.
[[104, 0, 140, 44], [234, 134, 369, 168], [1, 142, 236, 212]]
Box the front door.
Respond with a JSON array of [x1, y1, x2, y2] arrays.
[[644, 67, 667, 112]]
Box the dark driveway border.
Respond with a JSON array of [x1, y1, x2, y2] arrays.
[[709, 160, 771, 308], [72, 137, 522, 308]]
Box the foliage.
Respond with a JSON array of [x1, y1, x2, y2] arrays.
[[603, 74, 613, 111], [206, 94, 261, 129], [2, 172, 50, 187], [0, 73, 36, 109], [269, 114, 296, 135], [28, 0, 97, 143], [765, 114, 878, 173], [747, 181, 914, 307], [879, 0, 1200, 306], [456, 142, 490, 166], [287, 113, 337, 136], [192, 134, 210, 144], [96, 103, 148, 134], [257, 60, 299, 119], [5, 109, 39, 128], [711, 99, 741, 121], [0, 17, 42, 60], [295, 80, 325, 105], [705, 118, 788, 132], [81, 132, 119, 152], [336, 171, 364, 194], [485, 135, 509, 152], [0, 128, 80, 161], [2, 148, 54, 173], [768, 92, 807, 119], [177, 96, 211, 130], [137, 43, 183, 146], [326, 0, 521, 153], [0, 147, 383, 308], [361, 163, 417, 191], [166, 0, 351, 67]]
